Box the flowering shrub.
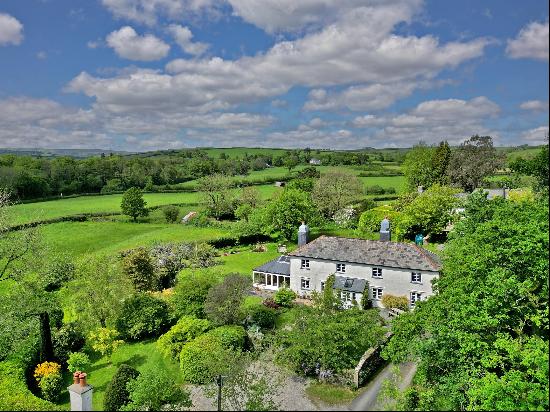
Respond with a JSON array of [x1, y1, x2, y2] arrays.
[[333, 207, 357, 229], [34, 362, 61, 383]]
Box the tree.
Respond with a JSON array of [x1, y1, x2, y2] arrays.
[[171, 272, 219, 318], [104, 364, 140, 411], [431, 141, 451, 185], [383, 197, 549, 410], [88, 328, 124, 361], [123, 366, 192, 411], [402, 142, 436, 191], [204, 274, 251, 325], [448, 135, 504, 192], [312, 171, 364, 218], [66, 352, 90, 373], [509, 143, 549, 194], [66, 256, 133, 330], [312, 274, 342, 311], [122, 248, 156, 292], [121, 187, 148, 222], [396, 184, 460, 239], [284, 154, 299, 171], [115, 294, 171, 340], [198, 173, 235, 219], [263, 189, 319, 240]]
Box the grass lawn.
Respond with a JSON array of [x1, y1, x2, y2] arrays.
[[57, 340, 180, 411], [306, 382, 358, 405], [40, 221, 230, 258]]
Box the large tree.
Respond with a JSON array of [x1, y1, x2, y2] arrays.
[[448, 135, 504, 192], [509, 143, 549, 194], [312, 171, 364, 218], [383, 195, 549, 410], [197, 173, 236, 219], [402, 142, 436, 191], [121, 187, 149, 222], [431, 141, 451, 185]]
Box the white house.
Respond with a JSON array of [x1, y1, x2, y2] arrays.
[[252, 235, 441, 309]]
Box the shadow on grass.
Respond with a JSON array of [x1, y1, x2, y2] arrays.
[[114, 354, 147, 369]]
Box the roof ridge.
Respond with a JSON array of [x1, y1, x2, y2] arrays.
[[412, 244, 440, 270]]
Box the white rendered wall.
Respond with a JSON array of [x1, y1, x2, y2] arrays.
[[289, 257, 438, 307]]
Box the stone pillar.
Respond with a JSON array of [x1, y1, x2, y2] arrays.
[[68, 372, 93, 411]]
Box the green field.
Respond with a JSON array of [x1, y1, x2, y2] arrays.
[[40, 221, 230, 259], [9, 185, 282, 226]]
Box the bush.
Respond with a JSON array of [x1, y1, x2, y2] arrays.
[[162, 205, 180, 223], [39, 373, 63, 402], [34, 362, 61, 383], [179, 334, 237, 384], [67, 352, 90, 373], [366, 185, 386, 195], [273, 287, 296, 307], [52, 322, 85, 365], [104, 364, 140, 411], [157, 316, 212, 361], [204, 274, 251, 325], [116, 294, 171, 340], [206, 325, 247, 350], [189, 243, 218, 268], [42, 257, 75, 292], [171, 272, 218, 318], [0, 361, 60, 411], [263, 298, 280, 309], [245, 304, 277, 329], [381, 294, 409, 311], [88, 328, 124, 358]]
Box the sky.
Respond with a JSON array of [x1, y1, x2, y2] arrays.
[[0, 0, 548, 151]]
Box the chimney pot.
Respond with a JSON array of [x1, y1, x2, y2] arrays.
[[79, 373, 87, 387], [73, 372, 81, 385]]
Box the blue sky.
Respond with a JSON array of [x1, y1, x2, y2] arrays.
[[0, 0, 548, 150]]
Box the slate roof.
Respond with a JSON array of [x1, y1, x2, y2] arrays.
[[288, 236, 441, 272], [333, 276, 368, 293], [253, 255, 291, 275]]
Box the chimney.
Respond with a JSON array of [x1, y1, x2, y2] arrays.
[[380, 216, 391, 241], [68, 371, 93, 411], [298, 222, 309, 246]]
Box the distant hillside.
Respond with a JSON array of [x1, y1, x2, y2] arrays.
[[0, 148, 134, 158]]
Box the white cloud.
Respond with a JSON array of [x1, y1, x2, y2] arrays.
[[0, 13, 23, 46], [36, 51, 47, 60], [304, 82, 417, 111], [167, 24, 208, 56], [506, 21, 549, 61], [106, 26, 170, 61], [521, 126, 549, 144], [101, 0, 218, 26], [520, 100, 549, 112]]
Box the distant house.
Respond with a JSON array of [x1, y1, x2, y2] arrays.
[[309, 158, 321, 165], [253, 235, 441, 309]]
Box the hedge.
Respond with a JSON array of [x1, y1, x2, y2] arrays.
[[0, 361, 62, 411], [157, 316, 212, 361]]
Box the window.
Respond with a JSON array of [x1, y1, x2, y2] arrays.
[[410, 292, 422, 307], [301, 259, 310, 269], [372, 267, 383, 278], [411, 272, 422, 283], [372, 287, 383, 300], [340, 291, 357, 302], [301, 277, 311, 290], [336, 263, 346, 273]]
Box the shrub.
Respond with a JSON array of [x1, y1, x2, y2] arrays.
[[206, 325, 247, 350], [122, 248, 156, 292], [104, 364, 140, 411], [42, 257, 75, 292], [179, 334, 236, 384], [366, 185, 386, 195], [171, 273, 218, 318], [34, 362, 61, 383], [157, 316, 212, 361], [0, 361, 60, 411], [67, 352, 91, 374], [116, 294, 171, 340], [88, 328, 124, 359], [204, 274, 251, 325], [52, 322, 85, 365], [162, 205, 180, 223], [39, 373, 63, 402], [245, 304, 277, 329], [189, 243, 218, 268], [262, 298, 280, 309], [381, 294, 409, 311]]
